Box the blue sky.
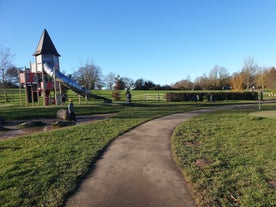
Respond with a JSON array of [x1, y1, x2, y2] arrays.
[[1, 0, 276, 85]]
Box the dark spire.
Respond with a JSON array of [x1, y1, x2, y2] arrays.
[[33, 29, 61, 56]]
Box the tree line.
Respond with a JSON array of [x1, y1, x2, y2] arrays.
[[1, 43, 276, 92], [37, 57, 276, 91], [173, 58, 276, 91]]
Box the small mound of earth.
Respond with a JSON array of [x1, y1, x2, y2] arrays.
[[195, 158, 214, 168], [18, 121, 46, 128]]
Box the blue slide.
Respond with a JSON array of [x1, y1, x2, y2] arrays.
[[43, 63, 111, 103]]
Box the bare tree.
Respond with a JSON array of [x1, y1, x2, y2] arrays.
[[0, 43, 14, 102], [263, 66, 276, 89], [104, 72, 116, 89], [73, 62, 102, 90], [217, 66, 230, 88], [255, 67, 267, 89], [241, 57, 259, 90], [121, 77, 134, 89], [209, 65, 219, 89], [193, 74, 209, 90], [209, 65, 230, 89], [173, 76, 193, 90]]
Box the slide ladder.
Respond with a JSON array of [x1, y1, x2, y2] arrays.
[[43, 63, 112, 103]]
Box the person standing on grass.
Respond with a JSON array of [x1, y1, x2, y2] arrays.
[[126, 90, 132, 103], [68, 99, 76, 121]]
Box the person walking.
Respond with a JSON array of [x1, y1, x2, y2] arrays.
[[68, 99, 76, 121]]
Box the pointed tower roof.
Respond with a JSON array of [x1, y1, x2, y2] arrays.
[[33, 29, 60, 56]]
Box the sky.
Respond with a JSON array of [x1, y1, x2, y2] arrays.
[[0, 0, 276, 85]]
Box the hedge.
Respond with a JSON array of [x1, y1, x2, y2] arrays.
[[165, 92, 259, 102]]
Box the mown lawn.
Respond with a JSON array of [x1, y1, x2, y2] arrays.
[[0, 102, 198, 207], [172, 105, 276, 206], [0, 101, 275, 206]]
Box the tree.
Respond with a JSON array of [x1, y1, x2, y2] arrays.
[[134, 78, 145, 90], [193, 74, 209, 90], [112, 75, 124, 101], [241, 57, 259, 90], [6, 66, 19, 87], [73, 62, 102, 90], [104, 72, 116, 89], [144, 80, 155, 90], [255, 67, 266, 89], [263, 66, 276, 89], [209, 65, 230, 89], [173, 79, 192, 90], [209, 65, 219, 89], [231, 72, 245, 91], [134, 78, 157, 90], [0, 43, 14, 102], [115, 76, 126, 90], [121, 77, 134, 89]]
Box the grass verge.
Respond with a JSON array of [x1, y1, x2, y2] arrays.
[[172, 106, 276, 206]]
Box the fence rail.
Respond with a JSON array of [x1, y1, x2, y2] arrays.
[[143, 93, 165, 101]]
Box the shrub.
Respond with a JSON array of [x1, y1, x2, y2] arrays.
[[166, 92, 258, 102]]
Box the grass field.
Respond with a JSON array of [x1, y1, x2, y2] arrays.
[[172, 105, 276, 206], [0, 88, 174, 106], [0, 92, 275, 206], [0, 102, 200, 207], [1, 88, 276, 106], [249, 110, 276, 119]]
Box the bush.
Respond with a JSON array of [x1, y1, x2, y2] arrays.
[[166, 92, 258, 102]]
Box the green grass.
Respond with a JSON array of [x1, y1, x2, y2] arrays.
[[3, 88, 275, 107], [0, 104, 120, 120], [0, 118, 145, 207], [0, 88, 170, 106], [249, 110, 276, 119], [0, 102, 200, 207], [92, 89, 173, 102], [1, 100, 275, 206], [172, 105, 276, 206]]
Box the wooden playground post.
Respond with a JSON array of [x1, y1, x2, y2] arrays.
[[31, 84, 34, 106], [41, 64, 46, 106], [18, 68, 22, 106], [24, 70, 28, 107], [53, 66, 58, 105], [33, 61, 40, 106]]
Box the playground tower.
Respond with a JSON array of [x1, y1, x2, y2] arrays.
[[33, 28, 60, 73], [19, 29, 62, 105], [33, 29, 61, 105], [19, 29, 112, 106]]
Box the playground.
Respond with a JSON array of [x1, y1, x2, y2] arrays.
[[18, 29, 110, 107]]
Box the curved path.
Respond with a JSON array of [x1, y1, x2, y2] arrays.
[[65, 108, 230, 207]]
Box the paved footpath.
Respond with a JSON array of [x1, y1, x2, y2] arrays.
[[66, 109, 218, 207]]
